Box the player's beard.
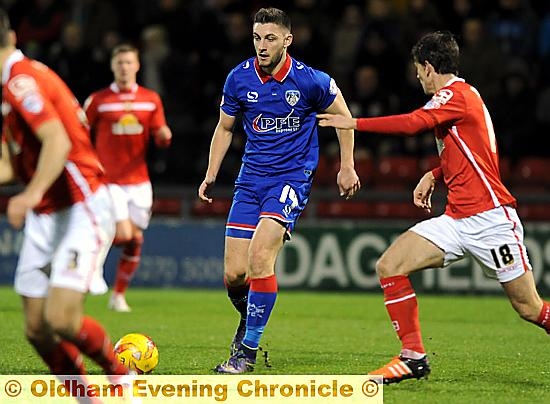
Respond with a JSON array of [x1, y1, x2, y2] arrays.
[[259, 48, 285, 73]]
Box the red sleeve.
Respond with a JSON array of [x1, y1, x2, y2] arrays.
[[356, 86, 466, 135], [356, 109, 435, 135], [150, 92, 167, 131], [431, 166, 443, 181], [6, 74, 60, 133]]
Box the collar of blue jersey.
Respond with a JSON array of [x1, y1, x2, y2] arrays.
[[254, 54, 292, 84]]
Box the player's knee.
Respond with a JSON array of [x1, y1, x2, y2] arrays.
[[24, 322, 49, 346], [224, 271, 247, 286], [122, 236, 143, 257], [44, 311, 78, 340], [115, 220, 133, 242], [375, 256, 396, 278]]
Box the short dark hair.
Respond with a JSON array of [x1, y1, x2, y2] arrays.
[[253, 8, 291, 32], [111, 43, 139, 60], [411, 31, 460, 75], [0, 8, 11, 47]]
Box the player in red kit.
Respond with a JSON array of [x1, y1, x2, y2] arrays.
[[84, 44, 172, 312], [0, 9, 127, 376], [318, 31, 550, 384]]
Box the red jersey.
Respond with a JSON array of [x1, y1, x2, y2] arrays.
[[1, 50, 105, 213], [84, 83, 167, 185], [356, 77, 516, 219]]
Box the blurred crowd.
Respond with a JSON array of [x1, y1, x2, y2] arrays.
[[2, 0, 550, 186]]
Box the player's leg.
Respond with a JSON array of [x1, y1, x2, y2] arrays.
[[110, 223, 143, 312], [22, 296, 86, 374], [110, 183, 151, 312], [15, 213, 87, 375], [369, 229, 444, 383], [48, 186, 127, 375], [215, 219, 285, 374], [44, 287, 127, 375], [502, 271, 550, 331], [484, 207, 550, 332], [224, 236, 251, 354], [216, 179, 310, 374], [370, 213, 467, 383], [239, 218, 286, 363], [215, 182, 258, 364]]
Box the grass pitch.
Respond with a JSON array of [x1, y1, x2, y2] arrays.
[[1, 286, 549, 403]]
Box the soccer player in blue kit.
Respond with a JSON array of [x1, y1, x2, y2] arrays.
[[198, 7, 361, 374]]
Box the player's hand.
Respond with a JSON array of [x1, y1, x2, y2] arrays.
[[317, 113, 357, 130], [413, 171, 436, 213], [198, 176, 216, 203], [337, 166, 361, 200], [7, 189, 43, 229]]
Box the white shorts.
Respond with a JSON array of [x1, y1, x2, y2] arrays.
[[108, 182, 153, 229], [410, 205, 532, 283], [14, 186, 116, 298]]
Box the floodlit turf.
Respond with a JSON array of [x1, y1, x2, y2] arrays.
[[1, 286, 549, 403]]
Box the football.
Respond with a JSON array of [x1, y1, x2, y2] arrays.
[[114, 333, 159, 374]]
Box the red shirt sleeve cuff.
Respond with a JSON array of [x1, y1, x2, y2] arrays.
[[431, 166, 442, 181]]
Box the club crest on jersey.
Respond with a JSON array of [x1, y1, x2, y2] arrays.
[[285, 90, 300, 106], [423, 89, 454, 110]]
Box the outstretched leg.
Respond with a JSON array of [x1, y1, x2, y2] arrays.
[[369, 230, 444, 384], [502, 270, 550, 333]]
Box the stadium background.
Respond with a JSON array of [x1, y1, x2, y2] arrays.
[[1, 0, 550, 293]]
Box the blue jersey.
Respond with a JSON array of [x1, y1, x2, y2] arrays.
[[220, 55, 338, 181]]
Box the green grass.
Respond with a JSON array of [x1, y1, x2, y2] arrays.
[[1, 286, 549, 403]]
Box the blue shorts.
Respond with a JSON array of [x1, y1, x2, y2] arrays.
[[225, 177, 312, 240]]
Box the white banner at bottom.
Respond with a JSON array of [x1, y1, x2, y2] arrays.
[[0, 375, 383, 403]]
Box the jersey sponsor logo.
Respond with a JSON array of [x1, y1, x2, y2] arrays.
[[329, 78, 338, 96], [252, 108, 300, 133], [247, 91, 259, 103], [21, 92, 44, 114], [423, 89, 454, 109], [112, 113, 144, 135], [8, 74, 38, 99], [285, 90, 300, 106]]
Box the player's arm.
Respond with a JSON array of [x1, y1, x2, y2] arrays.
[[0, 141, 15, 184], [198, 109, 235, 203], [322, 90, 360, 199], [153, 125, 172, 148], [7, 119, 71, 228], [318, 108, 434, 136]]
